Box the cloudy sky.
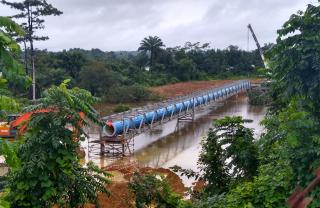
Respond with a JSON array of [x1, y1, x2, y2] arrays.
[[0, 0, 315, 51]]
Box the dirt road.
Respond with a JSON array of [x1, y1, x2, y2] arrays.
[[150, 79, 234, 99]]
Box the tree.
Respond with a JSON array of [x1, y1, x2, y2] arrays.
[[0, 16, 30, 116], [2, 0, 63, 100], [5, 81, 110, 207], [128, 172, 188, 208], [190, 3, 320, 207], [172, 116, 258, 196], [78, 60, 120, 96], [173, 57, 198, 81], [56, 50, 86, 79], [266, 3, 320, 117], [199, 116, 258, 194], [138, 36, 165, 67]]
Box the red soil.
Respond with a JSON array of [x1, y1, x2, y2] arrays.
[[84, 165, 186, 208], [150, 78, 265, 99]]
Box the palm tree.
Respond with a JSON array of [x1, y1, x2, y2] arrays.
[[138, 36, 165, 67]]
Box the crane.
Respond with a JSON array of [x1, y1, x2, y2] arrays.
[[247, 24, 268, 69]]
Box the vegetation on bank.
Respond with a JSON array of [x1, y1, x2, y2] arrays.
[[247, 81, 271, 105], [1, 0, 320, 208], [173, 2, 320, 208], [115, 2, 320, 207], [5, 82, 111, 207], [0, 12, 110, 207], [1, 0, 264, 105]]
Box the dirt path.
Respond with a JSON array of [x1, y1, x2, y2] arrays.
[[97, 79, 263, 116], [85, 165, 186, 208], [150, 79, 263, 99]]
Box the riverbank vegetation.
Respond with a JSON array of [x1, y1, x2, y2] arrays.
[[172, 2, 320, 207], [247, 81, 271, 105], [1, 0, 319, 207], [1, 1, 264, 109]]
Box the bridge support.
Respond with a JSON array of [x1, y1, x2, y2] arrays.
[[92, 81, 251, 157], [177, 97, 195, 123]]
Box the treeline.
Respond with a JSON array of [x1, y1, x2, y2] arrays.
[[0, 0, 263, 104], [33, 42, 263, 100], [132, 2, 320, 208]]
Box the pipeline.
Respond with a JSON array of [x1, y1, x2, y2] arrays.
[[103, 80, 251, 137]]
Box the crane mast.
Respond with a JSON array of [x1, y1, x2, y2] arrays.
[[247, 24, 267, 68]]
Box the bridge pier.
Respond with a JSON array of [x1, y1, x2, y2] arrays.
[[92, 80, 251, 157]]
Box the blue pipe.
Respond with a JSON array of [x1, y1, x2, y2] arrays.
[[103, 80, 251, 137]]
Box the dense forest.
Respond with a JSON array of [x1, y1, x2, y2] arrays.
[[32, 42, 263, 100], [0, 0, 264, 106], [1, 0, 320, 208]]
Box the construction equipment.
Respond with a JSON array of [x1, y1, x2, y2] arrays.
[[247, 24, 268, 69], [0, 109, 85, 139], [0, 109, 53, 139], [0, 114, 21, 138]]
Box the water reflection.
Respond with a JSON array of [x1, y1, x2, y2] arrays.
[[92, 94, 267, 174], [132, 94, 266, 169]]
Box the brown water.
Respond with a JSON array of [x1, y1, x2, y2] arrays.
[[87, 93, 267, 185], [86, 94, 266, 185]]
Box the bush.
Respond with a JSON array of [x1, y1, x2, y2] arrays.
[[5, 82, 111, 207], [113, 104, 130, 113], [128, 172, 189, 208], [247, 83, 271, 106], [103, 84, 159, 103]]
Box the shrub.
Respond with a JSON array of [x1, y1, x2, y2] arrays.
[[104, 84, 159, 103], [128, 172, 189, 208], [5, 82, 111, 207], [113, 104, 130, 113]]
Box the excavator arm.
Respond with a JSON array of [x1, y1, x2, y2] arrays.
[[1, 109, 84, 139]]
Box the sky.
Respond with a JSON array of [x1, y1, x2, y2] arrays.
[[0, 0, 315, 51]]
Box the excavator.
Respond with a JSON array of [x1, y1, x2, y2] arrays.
[[0, 114, 21, 138], [0, 110, 86, 159], [0, 109, 85, 139]]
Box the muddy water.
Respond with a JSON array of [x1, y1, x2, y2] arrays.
[[89, 93, 267, 185]]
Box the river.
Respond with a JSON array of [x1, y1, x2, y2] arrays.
[[86, 93, 267, 185]]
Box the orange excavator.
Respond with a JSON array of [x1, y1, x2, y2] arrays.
[[0, 109, 85, 139]]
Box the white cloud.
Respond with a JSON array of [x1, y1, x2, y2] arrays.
[[0, 0, 315, 51]]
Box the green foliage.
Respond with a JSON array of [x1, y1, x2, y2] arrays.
[[0, 16, 30, 89], [172, 116, 258, 197], [27, 42, 263, 103], [247, 84, 271, 106], [263, 2, 320, 206], [198, 127, 230, 194], [0, 95, 20, 118], [198, 116, 258, 194], [2, 0, 62, 99], [78, 60, 120, 96], [104, 84, 159, 103], [128, 172, 189, 208], [1, 0, 62, 44], [138, 36, 165, 67], [266, 3, 320, 115], [5, 81, 110, 208], [113, 104, 130, 113], [0, 140, 21, 170], [222, 158, 293, 208], [0, 16, 29, 116], [56, 50, 86, 78], [194, 3, 320, 207]]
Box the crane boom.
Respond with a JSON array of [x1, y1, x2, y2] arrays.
[[248, 24, 267, 68]]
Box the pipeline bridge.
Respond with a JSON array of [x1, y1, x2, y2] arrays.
[[88, 80, 251, 157]]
